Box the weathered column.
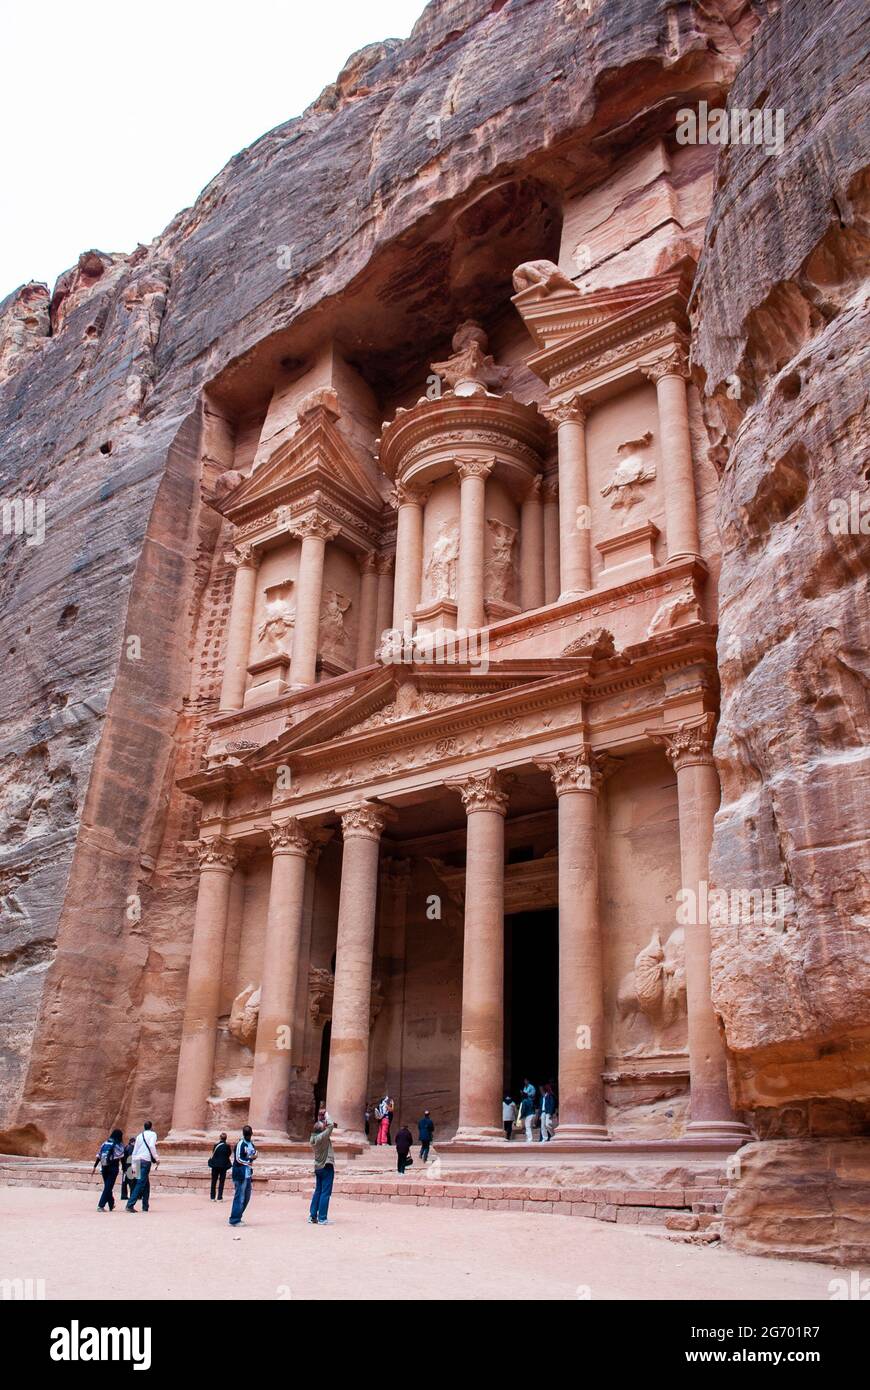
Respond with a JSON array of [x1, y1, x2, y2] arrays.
[[355, 552, 380, 668], [170, 838, 237, 1135], [520, 475, 545, 611], [551, 397, 592, 597], [375, 554, 394, 651], [456, 457, 493, 630], [327, 802, 388, 1144], [378, 858, 411, 1109], [539, 749, 611, 1141], [651, 718, 750, 1139], [643, 351, 701, 562], [289, 513, 339, 688], [291, 839, 325, 1067], [452, 769, 508, 1140], [391, 483, 426, 631], [218, 546, 260, 711], [248, 821, 312, 1137], [542, 474, 560, 605]]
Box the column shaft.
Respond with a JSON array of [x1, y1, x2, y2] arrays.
[[456, 459, 492, 630], [219, 551, 259, 711], [554, 401, 592, 595], [355, 556, 380, 668], [647, 357, 701, 561], [391, 493, 424, 631], [520, 476, 545, 611], [542, 477, 560, 605], [375, 557, 394, 651], [290, 518, 336, 687]]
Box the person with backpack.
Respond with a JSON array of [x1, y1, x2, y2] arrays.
[[309, 1111, 337, 1224], [120, 1135, 136, 1201], [417, 1110, 435, 1162], [228, 1125, 257, 1227], [125, 1122, 160, 1212], [208, 1132, 232, 1201], [395, 1122, 413, 1174], [92, 1129, 125, 1211]]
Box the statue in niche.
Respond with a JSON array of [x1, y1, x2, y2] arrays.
[[320, 588, 352, 654], [601, 431, 656, 511], [228, 983, 260, 1050], [257, 580, 295, 655], [486, 518, 517, 602], [615, 928, 687, 1058], [425, 522, 459, 600], [511, 259, 577, 295]]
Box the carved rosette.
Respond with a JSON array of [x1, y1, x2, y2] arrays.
[[195, 837, 237, 870], [545, 393, 589, 427], [538, 747, 615, 796], [455, 456, 495, 483], [642, 348, 691, 384], [340, 802, 389, 841], [290, 512, 340, 543], [451, 768, 509, 816], [269, 819, 312, 857], [649, 715, 716, 771]]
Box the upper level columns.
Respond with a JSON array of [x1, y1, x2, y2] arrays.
[[451, 769, 508, 1140], [651, 719, 750, 1139], [327, 802, 389, 1144], [643, 351, 701, 562], [539, 748, 611, 1141], [248, 820, 312, 1137], [289, 513, 339, 688], [374, 554, 394, 655], [170, 838, 237, 1135], [456, 457, 493, 631], [542, 475, 560, 605], [551, 397, 592, 597], [519, 475, 545, 612], [355, 552, 381, 668], [391, 483, 426, 631], [219, 546, 260, 712]]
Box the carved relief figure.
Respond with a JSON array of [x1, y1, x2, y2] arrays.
[[601, 431, 656, 511], [319, 588, 352, 655], [486, 518, 517, 602], [257, 580, 295, 655], [615, 928, 687, 1057], [425, 522, 459, 600], [228, 983, 260, 1049], [511, 259, 577, 294], [648, 590, 703, 635]]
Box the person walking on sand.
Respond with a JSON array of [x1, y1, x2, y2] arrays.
[[502, 1095, 517, 1141], [309, 1110, 337, 1224], [120, 1135, 136, 1202], [228, 1125, 257, 1226], [93, 1129, 125, 1211], [209, 1132, 232, 1201], [395, 1122, 413, 1174], [418, 1110, 435, 1162], [125, 1121, 160, 1212]]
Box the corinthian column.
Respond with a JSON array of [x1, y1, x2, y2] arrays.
[[219, 546, 260, 711], [643, 350, 701, 562], [520, 475, 545, 611], [650, 717, 751, 1139], [542, 475, 560, 605], [538, 748, 612, 1140], [551, 396, 592, 597], [450, 769, 508, 1140], [375, 554, 394, 654], [456, 457, 494, 630], [327, 802, 388, 1144], [355, 552, 380, 669], [170, 838, 237, 1135], [391, 483, 426, 631], [289, 513, 339, 688], [248, 820, 312, 1137]]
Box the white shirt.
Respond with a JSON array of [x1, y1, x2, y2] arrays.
[[503, 1101, 517, 1121], [131, 1130, 159, 1162]]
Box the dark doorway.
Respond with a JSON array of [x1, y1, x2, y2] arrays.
[[504, 909, 559, 1097], [314, 1021, 331, 1120]]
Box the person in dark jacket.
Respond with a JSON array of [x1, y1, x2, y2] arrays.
[[93, 1129, 125, 1211], [209, 1132, 232, 1201], [418, 1111, 435, 1162], [395, 1123, 413, 1174], [120, 1136, 136, 1202]]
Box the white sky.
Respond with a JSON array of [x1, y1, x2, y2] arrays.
[[1, 0, 426, 300]]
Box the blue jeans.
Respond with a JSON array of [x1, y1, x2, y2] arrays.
[[310, 1164, 334, 1222], [126, 1160, 151, 1210], [229, 1174, 252, 1224], [98, 1161, 119, 1209]]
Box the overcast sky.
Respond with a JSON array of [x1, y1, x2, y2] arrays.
[[1, 0, 426, 299]]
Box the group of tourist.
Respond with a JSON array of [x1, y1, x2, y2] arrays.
[[366, 1094, 436, 1171], [503, 1079, 558, 1142]]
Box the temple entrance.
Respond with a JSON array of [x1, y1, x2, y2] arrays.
[[504, 909, 559, 1101]]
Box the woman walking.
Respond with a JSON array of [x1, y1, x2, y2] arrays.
[[93, 1129, 125, 1211]]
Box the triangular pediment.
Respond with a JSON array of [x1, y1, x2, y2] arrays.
[[513, 266, 692, 354]]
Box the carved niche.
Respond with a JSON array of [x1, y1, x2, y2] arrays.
[[319, 588, 352, 658], [257, 579, 295, 656], [614, 928, 687, 1058], [425, 521, 460, 601], [601, 431, 656, 512], [486, 518, 517, 603], [228, 983, 261, 1049]]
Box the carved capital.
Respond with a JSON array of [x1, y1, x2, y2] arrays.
[[269, 819, 312, 857], [541, 474, 559, 503], [389, 480, 429, 510], [642, 349, 690, 384], [523, 474, 543, 502], [546, 393, 589, 426], [225, 543, 261, 571], [537, 747, 616, 796], [648, 714, 716, 771], [456, 455, 495, 483], [340, 801, 389, 841], [359, 550, 380, 575], [195, 837, 237, 870], [449, 768, 509, 816], [375, 552, 395, 576], [290, 512, 340, 543]]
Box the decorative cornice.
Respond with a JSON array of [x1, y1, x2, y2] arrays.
[[648, 714, 716, 770], [340, 801, 389, 840], [195, 837, 237, 869], [269, 819, 312, 857], [642, 348, 691, 384], [536, 746, 616, 795], [448, 768, 509, 816], [455, 455, 495, 483]]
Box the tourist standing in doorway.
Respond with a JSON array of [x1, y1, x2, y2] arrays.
[[376, 1095, 391, 1145], [395, 1122, 413, 1174], [386, 1097, 395, 1144], [228, 1125, 257, 1226], [93, 1129, 125, 1211], [540, 1083, 556, 1141], [309, 1112, 337, 1224], [120, 1135, 136, 1202], [125, 1121, 160, 1212], [502, 1095, 517, 1141], [209, 1132, 232, 1201], [418, 1110, 435, 1161], [519, 1091, 535, 1143]]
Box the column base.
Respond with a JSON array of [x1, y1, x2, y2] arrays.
[[451, 1126, 506, 1143], [248, 1128, 292, 1144], [164, 1128, 210, 1145], [551, 1123, 610, 1143], [684, 1119, 753, 1141]]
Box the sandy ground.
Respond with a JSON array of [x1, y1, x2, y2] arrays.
[[0, 1184, 848, 1301]]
